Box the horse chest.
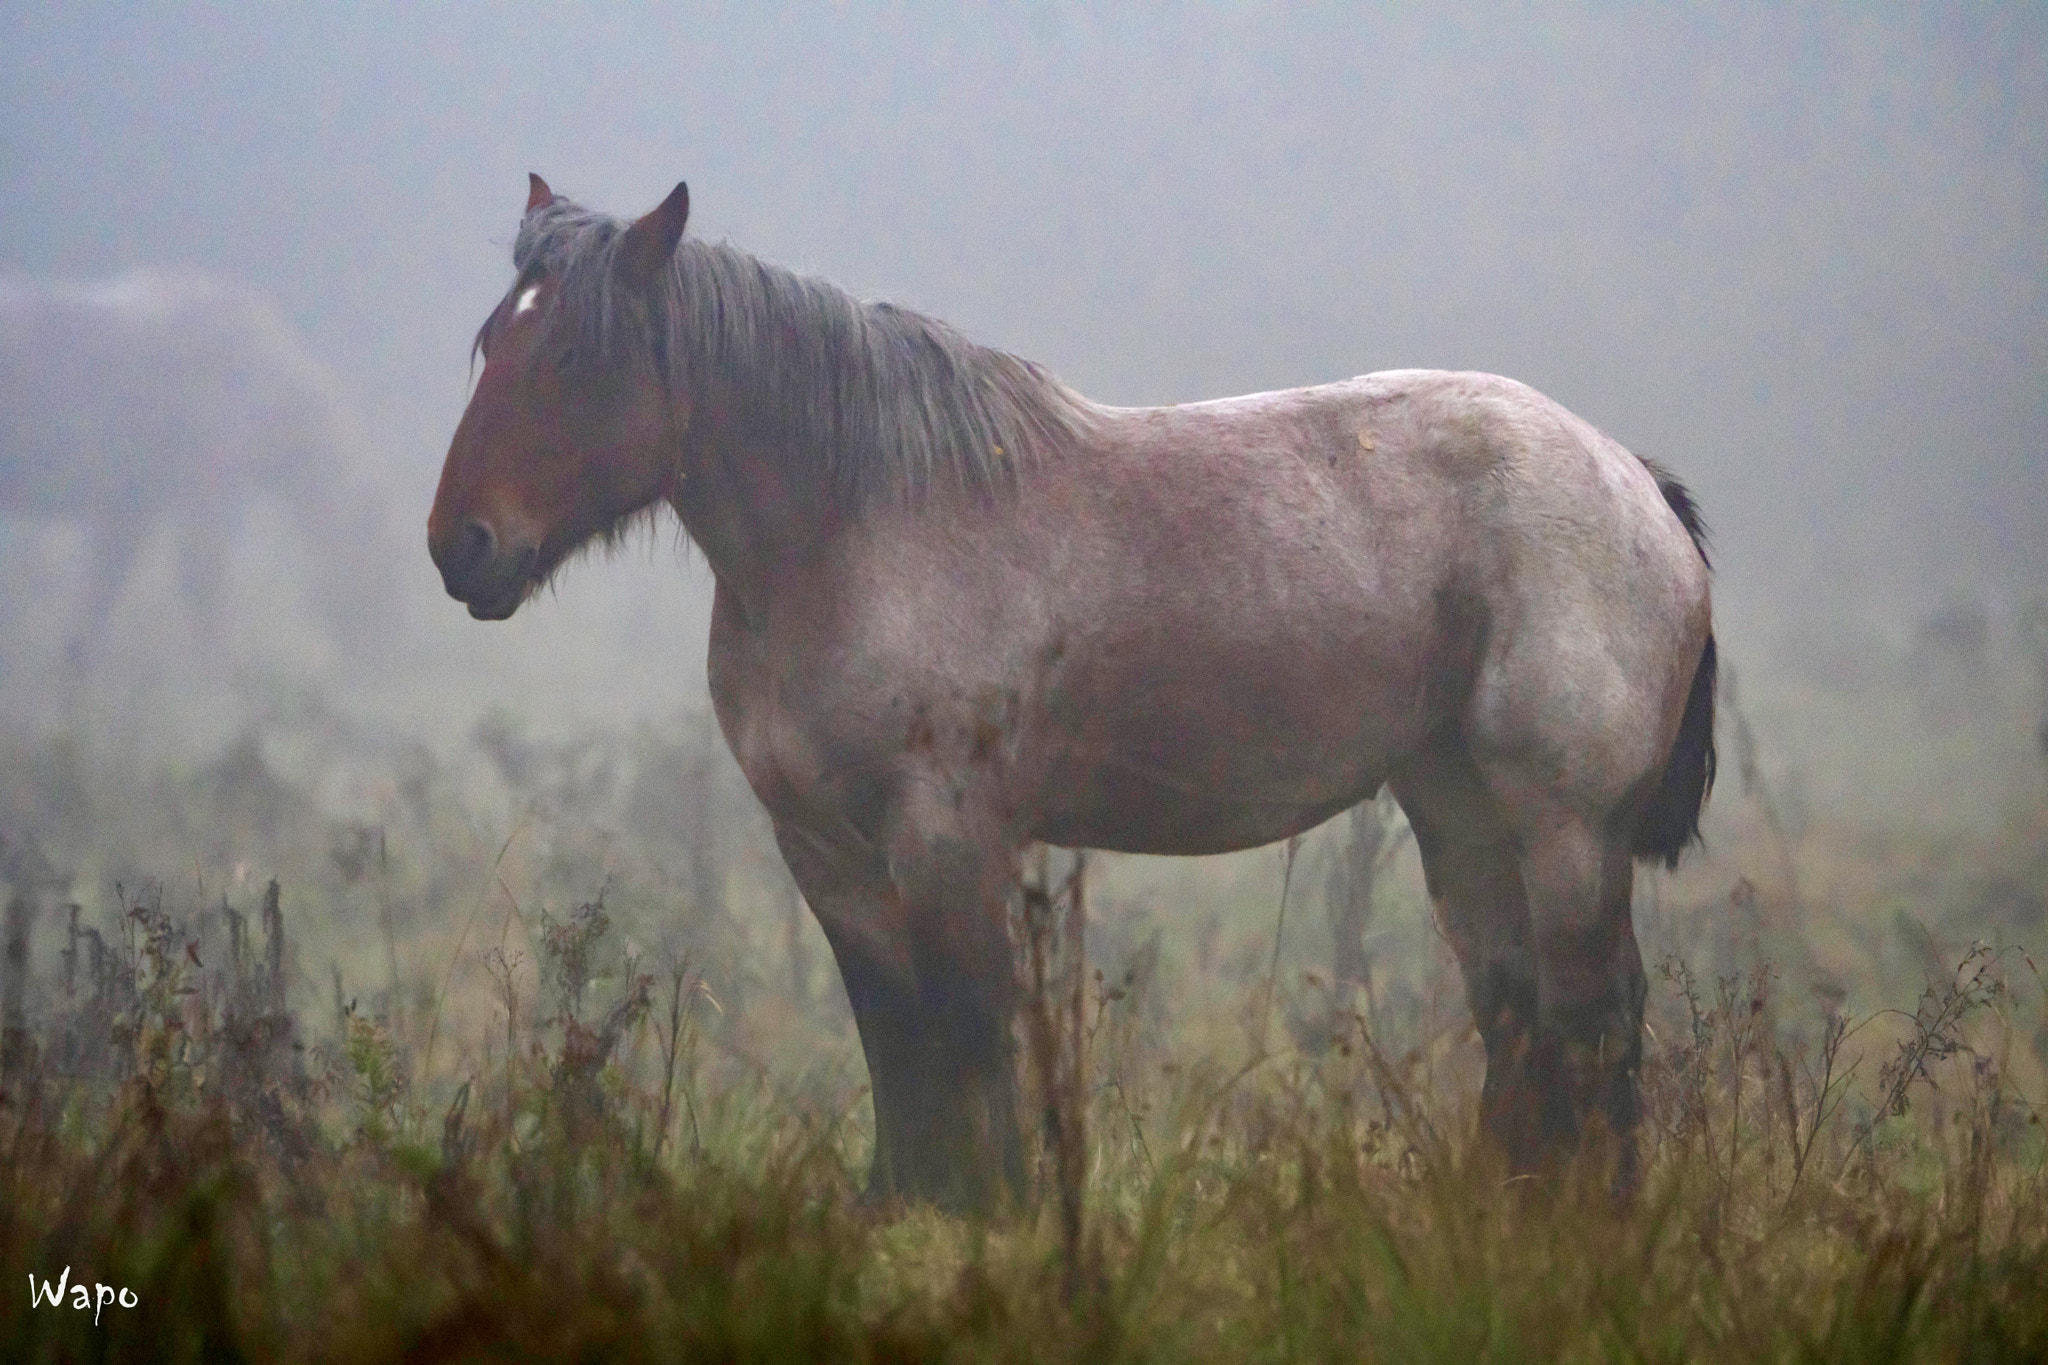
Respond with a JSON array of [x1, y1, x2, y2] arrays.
[[705, 584, 921, 829]]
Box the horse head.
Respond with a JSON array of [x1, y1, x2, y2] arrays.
[[427, 174, 691, 619]]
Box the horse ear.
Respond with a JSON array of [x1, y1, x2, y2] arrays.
[[615, 181, 690, 293], [526, 173, 555, 213]]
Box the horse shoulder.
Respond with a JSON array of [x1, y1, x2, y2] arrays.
[[710, 519, 1032, 830]]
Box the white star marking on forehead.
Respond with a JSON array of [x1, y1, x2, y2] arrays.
[[514, 286, 540, 315]]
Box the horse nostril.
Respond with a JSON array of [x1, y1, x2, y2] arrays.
[[460, 517, 497, 573], [432, 513, 527, 609]]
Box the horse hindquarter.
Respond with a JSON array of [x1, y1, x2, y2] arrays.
[[1394, 375, 1712, 1185]]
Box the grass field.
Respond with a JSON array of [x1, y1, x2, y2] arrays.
[[2, 650, 2045, 1363]]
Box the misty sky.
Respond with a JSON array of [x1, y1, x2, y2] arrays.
[[4, 4, 2043, 629]]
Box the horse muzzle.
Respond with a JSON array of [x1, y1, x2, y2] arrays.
[[429, 516, 538, 620]]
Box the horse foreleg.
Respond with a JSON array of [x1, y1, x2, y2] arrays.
[[770, 821, 919, 1201], [773, 808, 1024, 1214], [879, 787, 1027, 1213]]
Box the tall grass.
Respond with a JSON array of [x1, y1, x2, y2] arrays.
[[0, 658, 2043, 1362], [1, 859, 2043, 1360]]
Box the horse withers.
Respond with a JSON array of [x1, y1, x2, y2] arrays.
[[428, 175, 1715, 1210]]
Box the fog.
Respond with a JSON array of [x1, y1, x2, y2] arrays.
[[4, 19, 2046, 1333], [3, 4, 2043, 810]]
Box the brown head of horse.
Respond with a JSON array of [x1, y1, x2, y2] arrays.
[[429, 174, 691, 619], [430, 175, 1717, 1211]]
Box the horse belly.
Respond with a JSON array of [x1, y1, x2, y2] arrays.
[[1037, 786, 1373, 856], [1027, 643, 1426, 856]]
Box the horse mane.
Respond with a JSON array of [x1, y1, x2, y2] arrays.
[[506, 198, 1095, 507]]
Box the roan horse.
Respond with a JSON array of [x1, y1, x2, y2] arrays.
[[2, 271, 400, 666], [430, 177, 1716, 1210]]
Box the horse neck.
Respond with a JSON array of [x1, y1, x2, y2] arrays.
[[668, 363, 1092, 617], [669, 388, 838, 620]]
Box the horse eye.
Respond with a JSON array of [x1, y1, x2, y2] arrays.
[[554, 346, 579, 372]]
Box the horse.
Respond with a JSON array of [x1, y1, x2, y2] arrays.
[[0, 270, 399, 670], [429, 176, 1716, 1210]]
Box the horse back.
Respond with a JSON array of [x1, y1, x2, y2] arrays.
[[714, 369, 1709, 858]]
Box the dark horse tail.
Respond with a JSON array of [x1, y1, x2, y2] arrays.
[[1634, 459, 1716, 869]]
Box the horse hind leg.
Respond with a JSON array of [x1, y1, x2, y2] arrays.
[[1514, 810, 1646, 1193], [1391, 768, 1556, 1174], [1401, 758, 1647, 1189], [1450, 604, 1677, 1191]]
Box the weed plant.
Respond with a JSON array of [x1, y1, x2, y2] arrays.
[[0, 681, 2043, 1362]]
